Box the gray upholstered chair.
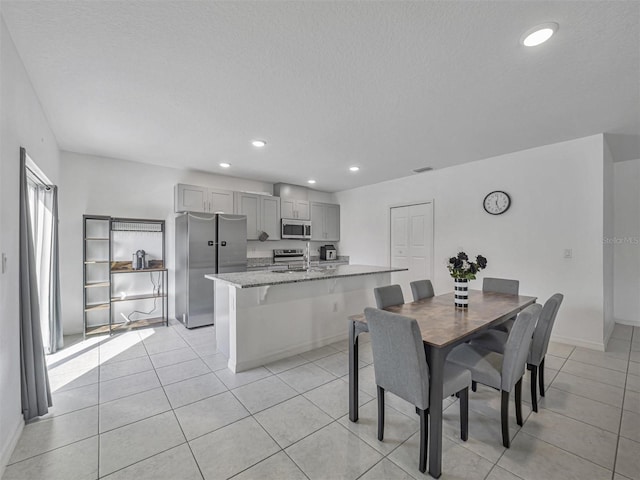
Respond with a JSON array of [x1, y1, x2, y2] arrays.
[[373, 284, 404, 309], [410, 279, 435, 302], [365, 307, 471, 473], [447, 303, 542, 448], [483, 277, 520, 332], [469, 294, 564, 412]]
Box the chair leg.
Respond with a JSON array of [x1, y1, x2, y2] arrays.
[[515, 378, 523, 426], [501, 390, 510, 448], [472, 381, 477, 392], [459, 387, 469, 441], [539, 357, 546, 397], [377, 386, 385, 441], [419, 408, 428, 473], [529, 364, 538, 413]]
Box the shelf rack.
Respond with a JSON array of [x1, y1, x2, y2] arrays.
[[83, 215, 168, 337]]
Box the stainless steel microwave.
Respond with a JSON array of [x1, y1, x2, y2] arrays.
[[281, 219, 312, 239]]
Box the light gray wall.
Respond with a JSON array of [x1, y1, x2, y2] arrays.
[[0, 16, 61, 474], [336, 134, 608, 350], [59, 151, 335, 335], [613, 158, 640, 326]]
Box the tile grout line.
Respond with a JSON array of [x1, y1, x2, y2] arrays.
[[610, 327, 634, 479]]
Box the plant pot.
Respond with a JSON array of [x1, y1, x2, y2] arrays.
[[454, 278, 469, 308]]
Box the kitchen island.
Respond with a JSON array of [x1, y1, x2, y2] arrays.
[[206, 265, 406, 372]]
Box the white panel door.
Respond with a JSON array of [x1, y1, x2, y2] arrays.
[[390, 203, 433, 300]]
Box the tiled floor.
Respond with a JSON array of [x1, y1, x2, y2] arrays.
[[3, 321, 639, 480]]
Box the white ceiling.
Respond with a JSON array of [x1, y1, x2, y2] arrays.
[[2, 1, 639, 192]]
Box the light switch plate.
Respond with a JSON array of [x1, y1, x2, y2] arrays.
[[563, 249, 572, 259]]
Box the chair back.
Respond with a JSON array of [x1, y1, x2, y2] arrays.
[[501, 303, 541, 392], [529, 294, 564, 366], [364, 307, 430, 410], [483, 277, 519, 296], [410, 280, 435, 302], [374, 284, 405, 309]]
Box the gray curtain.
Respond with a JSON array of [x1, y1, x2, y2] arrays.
[[19, 147, 52, 420], [28, 181, 63, 354]]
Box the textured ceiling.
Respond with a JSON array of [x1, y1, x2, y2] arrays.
[[2, 1, 639, 192]]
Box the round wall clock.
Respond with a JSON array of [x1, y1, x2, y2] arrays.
[[483, 191, 511, 215]]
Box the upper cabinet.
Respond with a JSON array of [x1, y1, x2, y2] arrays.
[[310, 202, 340, 241], [175, 184, 234, 214], [281, 199, 310, 220], [234, 192, 281, 241]]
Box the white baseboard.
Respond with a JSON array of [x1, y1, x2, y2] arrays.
[[614, 319, 640, 327], [0, 415, 24, 478], [550, 334, 605, 352]]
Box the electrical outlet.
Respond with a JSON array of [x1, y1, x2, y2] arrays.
[[332, 302, 338, 312], [1, 253, 6, 274], [564, 249, 572, 259]]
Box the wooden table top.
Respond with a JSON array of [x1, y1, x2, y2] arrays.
[[349, 290, 537, 348]]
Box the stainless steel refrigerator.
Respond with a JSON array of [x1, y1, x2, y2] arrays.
[[175, 213, 247, 328]]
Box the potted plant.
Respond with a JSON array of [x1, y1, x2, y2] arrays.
[[447, 252, 487, 308]]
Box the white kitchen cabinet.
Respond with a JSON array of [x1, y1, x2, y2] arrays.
[[174, 184, 234, 214], [234, 192, 281, 241], [281, 199, 310, 220], [310, 202, 340, 241]]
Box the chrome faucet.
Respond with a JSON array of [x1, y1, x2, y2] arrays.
[[304, 241, 311, 271]]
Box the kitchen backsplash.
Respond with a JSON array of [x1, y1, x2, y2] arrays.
[[247, 240, 339, 258], [247, 255, 349, 267]]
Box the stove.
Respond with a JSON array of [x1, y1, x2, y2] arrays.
[[273, 249, 304, 263]]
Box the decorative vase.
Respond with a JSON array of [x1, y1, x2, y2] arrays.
[[454, 278, 469, 308]]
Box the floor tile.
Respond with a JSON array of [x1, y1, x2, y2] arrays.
[[9, 406, 98, 464], [190, 342, 218, 357], [99, 370, 161, 403], [215, 366, 272, 389], [162, 372, 227, 409], [200, 353, 228, 371], [569, 348, 629, 372], [631, 350, 640, 364], [485, 465, 526, 480], [98, 411, 185, 477], [285, 422, 382, 480], [338, 399, 418, 455], [314, 352, 364, 377], [358, 458, 414, 480], [99, 343, 148, 365], [255, 395, 333, 448], [231, 451, 307, 480], [497, 431, 612, 480], [521, 408, 617, 469], [48, 368, 99, 393], [328, 339, 350, 351], [550, 371, 624, 407], [143, 337, 189, 356], [46, 349, 100, 376], [624, 388, 640, 413], [299, 345, 340, 362], [149, 347, 198, 369], [620, 409, 640, 443], [627, 373, 640, 393], [561, 359, 626, 388], [101, 443, 202, 480], [606, 338, 633, 359], [629, 361, 640, 377], [304, 378, 373, 419], [547, 342, 574, 359], [99, 355, 154, 382], [542, 354, 566, 371], [99, 387, 171, 433], [189, 417, 279, 480], [611, 324, 634, 341], [616, 437, 640, 480], [174, 391, 249, 440], [231, 375, 297, 413], [277, 363, 336, 393], [2, 436, 98, 480], [388, 433, 493, 480], [155, 358, 210, 386], [539, 387, 622, 433], [264, 354, 309, 374], [351, 364, 378, 398], [45, 383, 98, 418], [467, 385, 532, 427]]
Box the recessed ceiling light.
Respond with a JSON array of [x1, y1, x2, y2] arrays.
[[521, 23, 558, 47], [219, 162, 231, 168], [307, 179, 316, 184], [251, 139, 266, 147], [349, 166, 360, 172]]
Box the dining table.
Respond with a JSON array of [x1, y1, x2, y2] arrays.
[[348, 289, 537, 478]]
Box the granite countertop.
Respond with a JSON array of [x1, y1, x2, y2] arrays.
[[205, 264, 407, 289]]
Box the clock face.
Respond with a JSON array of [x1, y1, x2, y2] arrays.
[[483, 191, 511, 215]]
